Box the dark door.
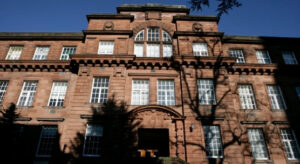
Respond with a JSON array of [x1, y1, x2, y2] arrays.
[[138, 128, 170, 157]]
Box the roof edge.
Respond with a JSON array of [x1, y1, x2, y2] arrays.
[[86, 14, 134, 21], [223, 35, 300, 44], [173, 15, 220, 23], [117, 4, 190, 13], [0, 32, 84, 40]]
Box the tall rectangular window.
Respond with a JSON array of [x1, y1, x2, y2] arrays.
[[193, 43, 208, 56], [33, 46, 50, 60], [296, 87, 300, 100], [90, 77, 109, 103], [256, 50, 272, 64], [60, 46, 76, 60], [197, 79, 216, 105], [280, 129, 300, 160], [163, 44, 172, 57], [147, 27, 160, 41], [36, 126, 58, 157], [157, 80, 175, 106], [230, 49, 245, 63], [48, 82, 68, 107], [248, 129, 269, 160], [0, 81, 8, 105], [98, 41, 114, 54], [238, 85, 257, 109], [267, 85, 286, 110], [17, 81, 38, 106], [147, 44, 160, 57], [134, 44, 144, 57], [6, 46, 23, 60], [203, 125, 223, 158], [131, 80, 149, 105], [282, 51, 298, 65], [83, 124, 103, 157]]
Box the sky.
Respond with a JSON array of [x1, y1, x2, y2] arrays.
[[0, 0, 299, 37]]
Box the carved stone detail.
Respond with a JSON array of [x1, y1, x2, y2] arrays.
[[192, 23, 203, 32], [103, 21, 114, 31]]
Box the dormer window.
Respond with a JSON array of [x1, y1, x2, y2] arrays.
[[134, 27, 173, 57]]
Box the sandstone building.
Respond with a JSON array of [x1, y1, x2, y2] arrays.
[[0, 4, 300, 164]]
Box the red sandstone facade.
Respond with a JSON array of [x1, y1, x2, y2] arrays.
[[0, 4, 300, 164]]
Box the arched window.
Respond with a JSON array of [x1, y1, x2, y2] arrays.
[[134, 27, 172, 57]]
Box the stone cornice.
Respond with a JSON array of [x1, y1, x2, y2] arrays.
[[86, 14, 134, 21], [117, 4, 190, 14], [223, 35, 300, 44], [173, 15, 220, 23], [0, 32, 83, 40], [174, 31, 224, 38], [229, 63, 278, 75], [82, 30, 133, 37]]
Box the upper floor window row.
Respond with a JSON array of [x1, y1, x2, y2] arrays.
[[5, 46, 77, 60]]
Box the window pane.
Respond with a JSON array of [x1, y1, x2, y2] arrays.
[[282, 51, 298, 65], [256, 50, 272, 64], [36, 126, 58, 157], [0, 81, 8, 105], [230, 49, 245, 63], [238, 85, 257, 109], [83, 124, 103, 157], [280, 129, 300, 160], [157, 80, 175, 106], [6, 46, 23, 60], [197, 79, 216, 105], [131, 80, 149, 105], [33, 47, 50, 60], [48, 82, 68, 107], [203, 126, 223, 158], [60, 46, 76, 60], [98, 41, 114, 54], [193, 43, 208, 56], [135, 30, 144, 41], [17, 81, 38, 106], [90, 77, 109, 103], [147, 44, 160, 57], [267, 85, 286, 110], [162, 30, 172, 42], [163, 44, 172, 57], [248, 129, 269, 160], [147, 28, 160, 41], [134, 44, 144, 57]]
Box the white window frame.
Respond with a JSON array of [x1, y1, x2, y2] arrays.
[[280, 129, 300, 160], [193, 43, 209, 56], [157, 80, 175, 106], [162, 30, 172, 42], [98, 41, 114, 55], [0, 81, 8, 105], [17, 81, 38, 106], [48, 82, 68, 107], [134, 43, 144, 57], [229, 49, 245, 63], [197, 79, 216, 105], [131, 79, 149, 105], [147, 27, 160, 41], [135, 30, 144, 41], [163, 44, 173, 57], [256, 50, 272, 64], [238, 84, 257, 109], [147, 44, 160, 57], [90, 77, 109, 103], [32, 46, 50, 60], [36, 126, 58, 158], [60, 46, 76, 60], [6, 46, 23, 60], [267, 85, 287, 110], [83, 124, 103, 157], [248, 129, 269, 160], [282, 51, 298, 65], [203, 125, 223, 158]]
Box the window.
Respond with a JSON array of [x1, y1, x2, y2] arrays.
[[193, 43, 209, 56], [203, 125, 223, 158], [134, 44, 144, 57], [36, 126, 58, 157], [267, 85, 286, 110], [98, 41, 114, 54], [48, 82, 68, 107], [134, 28, 172, 57], [83, 124, 103, 157], [280, 129, 300, 160], [6, 46, 23, 60], [33, 46, 50, 60], [296, 87, 300, 100], [282, 51, 298, 65], [90, 77, 109, 103], [147, 44, 160, 57], [197, 79, 216, 105], [131, 80, 149, 105], [238, 85, 257, 109], [157, 80, 175, 106], [248, 129, 269, 160], [256, 50, 272, 64], [0, 81, 8, 105], [230, 49, 245, 63], [60, 46, 76, 60], [17, 81, 38, 106]]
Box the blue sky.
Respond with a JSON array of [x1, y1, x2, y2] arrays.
[[0, 0, 299, 37]]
